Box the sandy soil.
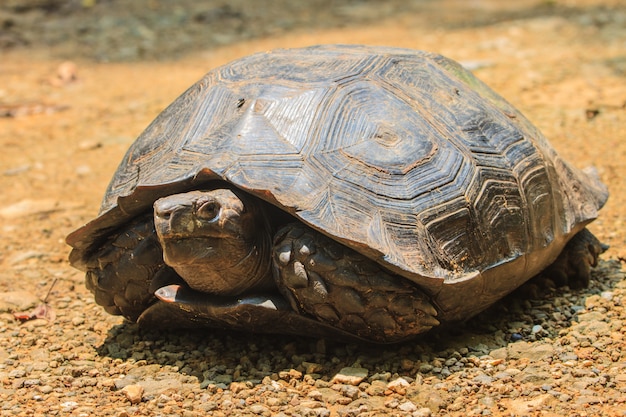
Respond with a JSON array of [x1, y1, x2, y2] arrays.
[[0, 0, 625, 416]]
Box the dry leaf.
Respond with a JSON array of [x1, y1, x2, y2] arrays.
[[13, 303, 56, 322]]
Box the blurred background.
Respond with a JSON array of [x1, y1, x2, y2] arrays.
[[1, 0, 624, 61]]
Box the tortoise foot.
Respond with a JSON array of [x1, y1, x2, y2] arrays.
[[272, 223, 439, 343], [77, 215, 167, 321], [537, 228, 607, 290]]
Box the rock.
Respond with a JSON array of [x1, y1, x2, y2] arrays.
[[38, 385, 53, 394], [60, 401, 78, 412], [365, 380, 386, 396], [473, 374, 493, 385], [302, 361, 324, 374], [494, 371, 513, 382], [574, 319, 610, 335], [3, 164, 31, 176], [53, 61, 78, 85], [370, 372, 391, 382], [489, 347, 507, 360], [577, 311, 606, 322], [249, 404, 270, 415], [121, 384, 144, 404], [9, 251, 46, 265], [507, 393, 554, 415], [600, 291, 614, 301], [413, 407, 433, 417], [282, 369, 303, 380], [0, 199, 60, 218], [140, 378, 185, 396], [307, 390, 323, 400], [387, 377, 410, 394], [515, 365, 553, 385], [0, 291, 40, 312], [331, 367, 368, 386], [397, 401, 417, 412], [418, 363, 433, 373], [340, 384, 360, 400], [312, 388, 343, 405], [576, 396, 604, 405], [507, 342, 554, 362], [409, 385, 448, 411], [214, 374, 233, 384], [400, 359, 415, 370]]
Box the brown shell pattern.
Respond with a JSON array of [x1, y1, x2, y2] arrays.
[[67, 45, 607, 300]]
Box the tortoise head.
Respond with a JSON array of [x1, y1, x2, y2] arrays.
[[153, 188, 274, 295]]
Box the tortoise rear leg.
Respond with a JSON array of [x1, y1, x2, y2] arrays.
[[272, 223, 439, 343], [537, 228, 607, 289]]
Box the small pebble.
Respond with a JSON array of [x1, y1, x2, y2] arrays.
[[600, 291, 613, 301], [249, 404, 270, 415], [418, 363, 433, 373], [121, 384, 144, 404], [340, 384, 360, 400], [60, 401, 78, 411], [307, 389, 323, 400], [397, 400, 417, 412], [39, 385, 53, 394], [331, 367, 368, 386], [387, 377, 410, 394], [414, 408, 433, 417]]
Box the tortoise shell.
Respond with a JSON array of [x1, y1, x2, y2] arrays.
[[67, 45, 607, 321]]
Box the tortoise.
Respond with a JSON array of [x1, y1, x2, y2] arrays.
[[67, 45, 608, 343]]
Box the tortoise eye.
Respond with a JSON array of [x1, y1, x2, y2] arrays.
[[197, 201, 221, 222]]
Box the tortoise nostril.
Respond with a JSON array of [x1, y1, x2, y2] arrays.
[[156, 210, 172, 221], [154, 200, 176, 220]]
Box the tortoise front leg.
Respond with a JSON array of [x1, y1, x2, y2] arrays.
[[272, 223, 439, 343], [75, 215, 177, 322]]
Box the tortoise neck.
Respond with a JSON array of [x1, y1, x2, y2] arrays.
[[163, 194, 275, 295]]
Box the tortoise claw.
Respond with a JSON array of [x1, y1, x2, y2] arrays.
[[154, 284, 180, 303]]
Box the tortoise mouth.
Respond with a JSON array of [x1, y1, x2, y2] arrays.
[[159, 237, 219, 266]]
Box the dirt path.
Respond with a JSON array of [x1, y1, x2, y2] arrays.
[[1, 0, 625, 415]]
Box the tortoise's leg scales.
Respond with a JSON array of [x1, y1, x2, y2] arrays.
[[538, 228, 607, 289], [82, 215, 169, 321], [272, 223, 439, 343]]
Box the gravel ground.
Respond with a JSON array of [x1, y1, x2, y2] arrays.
[[1, 265, 625, 416], [1, 0, 625, 416]]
